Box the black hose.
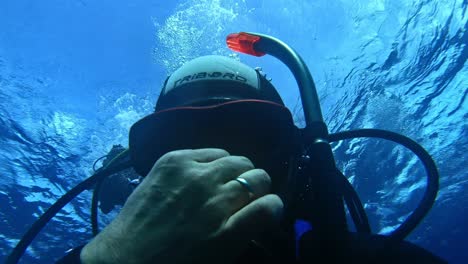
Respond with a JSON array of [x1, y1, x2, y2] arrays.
[[5, 160, 132, 264], [91, 154, 110, 236], [340, 171, 371, 234], [91, 178, 104, 236], [328, 129, 439, 241], [92, 155, 108, 172], [91, 149, 130, 236]]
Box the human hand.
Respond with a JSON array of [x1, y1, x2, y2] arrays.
[[80, 148, 283, 264]]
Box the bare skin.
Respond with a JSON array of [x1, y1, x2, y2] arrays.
[[80, 148, 284, 264]]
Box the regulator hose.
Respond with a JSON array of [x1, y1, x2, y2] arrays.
[[328, 129, 439, 241], [6, 154, 132, 264]]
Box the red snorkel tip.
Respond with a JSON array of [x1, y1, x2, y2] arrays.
[[226, 32, 266, 57]]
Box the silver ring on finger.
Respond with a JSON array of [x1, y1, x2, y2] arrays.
[[235, 177, 255, 200]]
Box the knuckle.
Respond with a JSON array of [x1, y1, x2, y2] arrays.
[[205, 148, 230, 156], [158, 150, 185, 164], [203, 160, 222, 176], [255, 169, 271, 186], [212, 156, 255, 178], [186, 172, 206, 190], [189, 166, 205, 178], [237, 155, 255, 168], [186, 167, 219, 193], [220, 155, 254, 169], [256, 195, 283, 219]]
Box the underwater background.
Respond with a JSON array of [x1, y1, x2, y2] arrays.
[[0, 0, 466, 263]]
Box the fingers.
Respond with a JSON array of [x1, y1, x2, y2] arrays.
[[152, 149, 253, 183], [194, 194, 283, 263], [224, 194, 284, 242], [161, 148, 230, 163], [209, 155, 255, 183], [149, 149, 230, 174], [219, 169, 271, 213], [190, 148, 230, 163]]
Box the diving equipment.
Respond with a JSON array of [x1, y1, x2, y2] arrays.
[[6, 32, 444, 264]]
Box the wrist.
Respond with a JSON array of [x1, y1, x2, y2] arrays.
[[80, 239, 119, 264], [80, 222, 126, 264]]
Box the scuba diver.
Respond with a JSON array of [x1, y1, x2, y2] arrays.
[[6, 33, 447, 264]]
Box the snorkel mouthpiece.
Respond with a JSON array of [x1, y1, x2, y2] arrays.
[[226, 33, 266, 57]]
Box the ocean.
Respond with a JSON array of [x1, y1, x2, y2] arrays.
[[0, 0, 466, 263]]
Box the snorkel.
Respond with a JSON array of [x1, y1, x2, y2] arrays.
[[6, 32, 440, 264], [226, 32, 440, 259], [227, 31, 348, 241]]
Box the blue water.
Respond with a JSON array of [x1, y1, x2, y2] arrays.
[[0, 0, 466, 263]]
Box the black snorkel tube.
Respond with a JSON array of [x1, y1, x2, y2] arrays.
[[227, 32, 440, 260]]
